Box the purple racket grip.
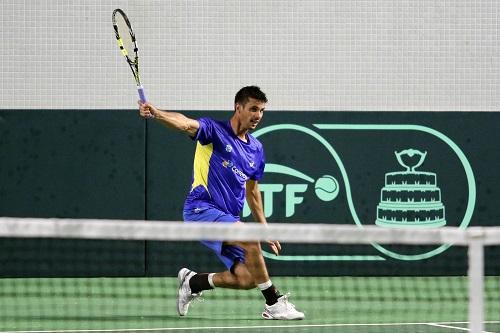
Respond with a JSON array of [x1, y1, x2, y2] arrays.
[[137, 85, 147, 103]]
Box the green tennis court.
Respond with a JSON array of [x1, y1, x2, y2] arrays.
[[1, 276, 499, 333]]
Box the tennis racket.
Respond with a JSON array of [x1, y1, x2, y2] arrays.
[[112, 8, 147, 102]]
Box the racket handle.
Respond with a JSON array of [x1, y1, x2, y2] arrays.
[[137, 85, 147, 103]]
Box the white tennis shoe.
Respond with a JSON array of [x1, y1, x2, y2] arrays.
[[176, 267, 202, 316], [261, 294, 305, 320]]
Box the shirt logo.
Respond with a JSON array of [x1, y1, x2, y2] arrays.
[[225, 144, 233, 153], [249, 160, 255, 168], [222, 159, 249, 181]]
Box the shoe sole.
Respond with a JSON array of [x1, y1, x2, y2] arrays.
[[261, 311, 304, 320], [176, 268, 192, 316]]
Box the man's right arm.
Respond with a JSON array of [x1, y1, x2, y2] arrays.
[[138, 101, 199, 137]]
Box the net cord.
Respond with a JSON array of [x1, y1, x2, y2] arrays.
[[0, 217, 499, 245]]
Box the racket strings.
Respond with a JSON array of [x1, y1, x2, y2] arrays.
[[112, 9, 143, 88]]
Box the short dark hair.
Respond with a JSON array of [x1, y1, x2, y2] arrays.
[[234, 86, 268, 106]]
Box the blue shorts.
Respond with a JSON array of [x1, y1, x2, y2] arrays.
[[183, 206, 245, 271]]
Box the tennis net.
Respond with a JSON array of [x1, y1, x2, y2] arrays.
[[0, 217, 499, 333]]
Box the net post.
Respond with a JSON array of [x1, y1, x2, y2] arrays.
[[468, 232, 485, 333]]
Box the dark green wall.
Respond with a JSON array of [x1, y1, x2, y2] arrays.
[[1, 110, 499, 276], [0, 110, 145, 276]]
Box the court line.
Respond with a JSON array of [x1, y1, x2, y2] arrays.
[[427, 322, 494, 333], [1, 321, 499, 333]]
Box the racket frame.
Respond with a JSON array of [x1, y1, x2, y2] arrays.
[[112, 8, 147, 102]]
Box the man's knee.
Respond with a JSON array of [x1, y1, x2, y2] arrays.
[[238, 275, 257, 289], [239, 241, 262, 255], [233, 263, 257, 289]]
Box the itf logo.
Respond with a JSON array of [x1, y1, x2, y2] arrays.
[[243, 171, 339, 218], [242, 125, 341, 219], [240, 123, 476, 261]]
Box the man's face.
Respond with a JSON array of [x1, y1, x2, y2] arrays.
[[235, 97, 266, 130]]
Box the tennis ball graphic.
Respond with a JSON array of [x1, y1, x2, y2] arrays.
[[315, 175, 339, 201]]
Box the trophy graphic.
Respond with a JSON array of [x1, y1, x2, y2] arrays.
[[375, 149, 446, 228]]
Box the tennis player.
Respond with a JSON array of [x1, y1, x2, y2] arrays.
[[138, 86, 304, 320]]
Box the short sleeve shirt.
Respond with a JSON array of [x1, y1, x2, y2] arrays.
[[183, 117, 265, 217]]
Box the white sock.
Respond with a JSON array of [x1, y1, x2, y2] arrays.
[[257, 280, 273, 290], [208, 273, 216, 288]]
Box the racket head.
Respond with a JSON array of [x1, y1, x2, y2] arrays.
[[112, 9, 141, 85]]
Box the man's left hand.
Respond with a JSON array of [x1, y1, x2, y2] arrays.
[[267, 240, 281, 256]]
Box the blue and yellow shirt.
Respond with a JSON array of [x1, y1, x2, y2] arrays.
[[183, 117, 265, 218]]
